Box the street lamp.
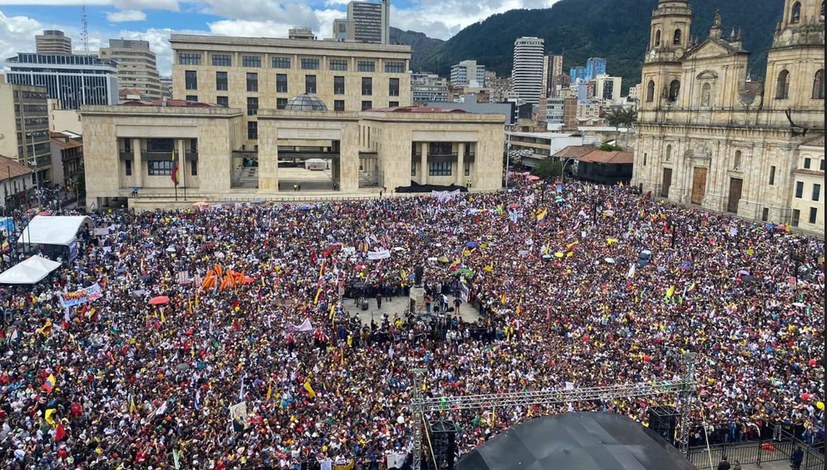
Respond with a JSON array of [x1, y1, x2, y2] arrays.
[[26, 131, 40, 195]]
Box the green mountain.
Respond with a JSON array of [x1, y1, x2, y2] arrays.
[[420, 0, 784, 93], [389, 27, 445, 72]]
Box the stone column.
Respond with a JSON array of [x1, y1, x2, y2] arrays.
[[132, 138, 143, 187], [456, 142, 465, 186], [257, 121, 278, 192], [177, 139, 187, 190], [420, 142, 428, 185]]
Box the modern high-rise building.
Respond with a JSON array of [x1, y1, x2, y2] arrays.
[[0, 83, 52, 186], [542, 54, 564, 98], [35, 30, 72, 55], [332, 19, 349, 41], [569, 66, 586, 83], [450, 60, 486, 88], [5, 53, 119, 110], [585, 57, 607, 80], [594, 74, 622, 103], [511, 37, 544, 105], [169, 33, 411, 149], [345, 0, 390, 44], [100, 38, 163, 101]]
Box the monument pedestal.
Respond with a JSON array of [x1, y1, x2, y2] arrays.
[[409, 286, 426, 314]]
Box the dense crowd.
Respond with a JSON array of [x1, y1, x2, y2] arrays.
[[0, 179, 823, 469]]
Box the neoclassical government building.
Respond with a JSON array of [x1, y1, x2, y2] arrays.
[[634, 0, 824, 234]]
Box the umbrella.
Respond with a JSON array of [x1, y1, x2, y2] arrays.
[[243, 276, 255, 284], [438, 256, 450, 263], [298, 204, 313, 210], [554, 252, 564, 258], [149, 296, 170, 305], [466, 241, 479, 248], [38, 211, 52, 216], [214, 251, 225, 259], [452, 268, 475, 277], [792, 302, 806, 308], [166, 245, 177, 253], [605, 257, 616, 264], [176, 363, 190, 371]]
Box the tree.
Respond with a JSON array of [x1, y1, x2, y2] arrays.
[[532, 158, 563, 180], [605, 107, 638, 145]]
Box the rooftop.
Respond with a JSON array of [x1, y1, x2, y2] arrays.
[[801, 134, 825, 147], [368, 106, 467, 113], [169, 34, 411, 54], [577, 149, 634, 165], [120, 99, 220, 108], [0, 156, 34, 181], [554, 145, 597, 159]]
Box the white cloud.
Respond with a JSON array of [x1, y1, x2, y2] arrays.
[[106, 9, 147, 23], [113, 0, 179, 10], [0, 0, 179, 9], [0, 11, 43, 60]]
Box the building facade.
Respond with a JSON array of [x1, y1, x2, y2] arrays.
[[511, 37, 545, 105], [5, 53, 119, 110], [49, 131, 83, 195], [594, 75, 622, 103], [586, 57, 607, 80], [35, 30, 72, 55], [634, 0, 824, 234], [80, 102, 504, 210], [345, 0, 390, 44], [169, 34, 411, 151], [450, 60, 486, 88], [790, 135, 824, 232], [0, 83, 52, 186], [0, 157, 35, 213], [100, 39, 164, 101], [411, 73, 449, 104]]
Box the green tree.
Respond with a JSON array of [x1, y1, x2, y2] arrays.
[[605, 107, 638, 145], [532, 158, 563, 180]]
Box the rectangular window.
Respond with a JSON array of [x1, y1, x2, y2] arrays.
[[247, 121, 258, 140], [301, 58, 320, 70], [185, 95, 198, 102], [246, 73, 258, 92], [792, 209, 800, 227], [148, 160, 173, 176], [429, 161, 452, 176], [334, 100, 345, 111], [272, 56, 291, 68], [124, 159, 132, 176], [357, 60, 375, 72], [216, 71, 228, 91], [216, 96, 229, 107], [389, 101, 399, 107], [804, 157, 812, 169], [212, 54, 231, 66], [178, 53, 201, 65], [464, 161, 471, 177], [411, 163, 416, 176], [242, 55, 261, 68], [191, 159, 198, 176], [247, 97, 258, 116], [276, 74, 288, 93], [813, 183, 821, 201], [361, 100, 372, 110], [305, 75, 317, 94], [796, 181, 804, 198], [809, 207, 818, 224], [821, 159, 825, 171], [768, 166, 776, 185], [761, 207, 769, 221], [329, 59, 348, 71], [334, 76, 345, 95], [277, 98, 288, 109], [384, 61, 405, 73], [362, 77, 372, 96], [185, 70, 198, 90], [389, 77, 400, 97]]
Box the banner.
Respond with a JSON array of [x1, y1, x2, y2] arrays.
[[460, 282, 470, 303], [367, 249, 391, 260], [287, 318, 314, 333], [229, 402, 249, 432], [68, 241, 79, 262], [432, 189, 461, 203], [58, 283, 102, 308]]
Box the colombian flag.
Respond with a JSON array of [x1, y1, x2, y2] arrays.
[[170, 148, 179, 186], [43, 373, 56, 394], [536, 209, 548, 224], [303, 379, 317, 399]]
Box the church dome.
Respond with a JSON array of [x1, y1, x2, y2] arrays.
[[284, 94, 328, 111]]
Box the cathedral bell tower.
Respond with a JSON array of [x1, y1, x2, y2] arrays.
[[640, 0, 693, 113]]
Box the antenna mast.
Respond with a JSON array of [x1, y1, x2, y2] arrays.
[[81, 4, 89, 52]]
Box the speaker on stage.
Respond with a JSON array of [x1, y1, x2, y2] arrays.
[[429, 420, 456, 470], [648, 406, 678, 444]]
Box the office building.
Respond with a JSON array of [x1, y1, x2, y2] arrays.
[[340, 0, 390, 44], [511, 37, 544, 105], [333, 19, 349, 41], [594, 75, 622, 103], [5, 53, 119, 110], [546, 97, 565, 130], [542, 54, 564, 98], [288, 27, 316, 40], [0, 157, 34, 212], [100, 39, 164, 101], [411, 73, 449, 104], [450, 60, 486, 88], [160, 76, 173, 99], [169, 33, 411, 150], [586, 57, 607, 80], [570, 66, 586, 83], [635, 0, 824, 235], [49, 131, 83, 196], [0, 83, 52, 186], [35, 30, 72, 55]]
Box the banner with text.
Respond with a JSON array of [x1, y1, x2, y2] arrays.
[[58, 283, 102, 308]]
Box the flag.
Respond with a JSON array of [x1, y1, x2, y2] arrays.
[[536, 209, 548, 224], [160, 310, 166, 324], [626, 263, 636, 279], [303, 379, 316, 399], [0, 240, 9, 253], [171, 148, 179, 186], [173, 449, 181, 470], [37, 319, 52, 336], [500, 293, 506, 304], [130, 397, 137, 414], [43, 373, 56, 394], [665, 285, 675, 299], [55, 423, 66, 441], [44, 408, 57, 427], [266, 380, 272, 401]]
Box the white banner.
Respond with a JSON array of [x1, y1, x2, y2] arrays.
[[367, 249, 391, 260], [460, 282, 470, 303], [286, 318, 314, 333], [229, 402, 249, 431]]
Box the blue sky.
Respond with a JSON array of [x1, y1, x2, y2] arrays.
[[0, 0, 559, 75]]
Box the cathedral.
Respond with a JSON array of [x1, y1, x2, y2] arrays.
[[633, 0, 825, 234]]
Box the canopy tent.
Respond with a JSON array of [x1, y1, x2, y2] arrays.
[[0, 255, 62, 285], [17, 216, 93, 246], [457, 412, 696, 470]]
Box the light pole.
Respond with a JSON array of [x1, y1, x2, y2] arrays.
[[26, 131, 40, 195], [505, 129, 511, 190]]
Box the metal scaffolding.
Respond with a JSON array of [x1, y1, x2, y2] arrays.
[[410, 352, 697, 470]]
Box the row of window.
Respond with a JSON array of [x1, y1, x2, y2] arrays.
[[794, 181, 822, 201], [179, 52, 405, 73], [791, 207, 819, 227], [191, 95, 400, 112], [410, 161, 472, 177], [124, 159, 198, 177], [187, 70, 401, 96]]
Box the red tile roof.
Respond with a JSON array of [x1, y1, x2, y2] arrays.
[[554, 145, 597, 159], [0, 156, 34, 181], [120, 99, 219, 108], [367, 106, 467, 113], [577, 149, 634, 164]]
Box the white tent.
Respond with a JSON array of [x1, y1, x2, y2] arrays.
[[0, 255, 61, 284], [17, 216, 93, 246]]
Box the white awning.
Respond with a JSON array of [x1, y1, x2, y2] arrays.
[[0, 255, 61, 284], [18, 216, 93, 246]]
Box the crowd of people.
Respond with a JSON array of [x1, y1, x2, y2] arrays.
[[0, 178, 823, 469]]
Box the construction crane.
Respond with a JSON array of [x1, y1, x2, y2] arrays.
[[80, 4, 89, 52], [410, 352, 697, 470]]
